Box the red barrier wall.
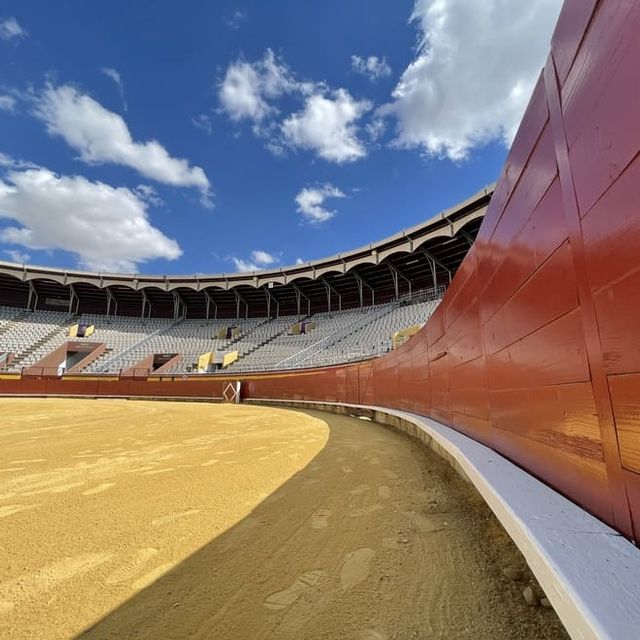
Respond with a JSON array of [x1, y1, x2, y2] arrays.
[[245, 0, 640, 542], [1, 1, 639, 542]]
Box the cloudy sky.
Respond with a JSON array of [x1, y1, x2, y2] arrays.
[[0, 0, 562, 274]]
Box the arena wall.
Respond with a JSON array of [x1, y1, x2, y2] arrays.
[[242, 0, 640, 541], [2, 0, 640, 542]]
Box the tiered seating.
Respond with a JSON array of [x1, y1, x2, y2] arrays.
[[230, 308, 374, 372], [119, 318, 265, 374], [17, 324, 71, 370], [228, 317, 298, 372], [81, 315, 173, 373], [303, 299, 440, 368], [0, 305, 24, 331], [0, 310, 71, 370], [0, 294, 442, 374]]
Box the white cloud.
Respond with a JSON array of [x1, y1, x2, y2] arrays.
[[295, 257, 304, 265], [34, 84, 212, 206], [295, 184, 345, 224], [192, 113, 213, 135], [282, 90, 370, 163], [219, 51, 371, 163], [134, 184, 163, 207], [0, 17, 27, 41], [251, 249, 277, 266], [366, 117, 386, 142], [230, 249, 279, 272], [224, 10, 247, 30], [0, 152, 37, 171], [0, 165, 181, 272], [101, 67, 128, 112], [351, 55, 391, 81], [4, 249, 30, 263], [0, 94, 16, 112], [218, 49, 298, 124], [231, 257, 258, 272], [383, 0, 562, 160]]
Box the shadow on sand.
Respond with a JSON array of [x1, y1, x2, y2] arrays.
[[76, 409, 568, 640]]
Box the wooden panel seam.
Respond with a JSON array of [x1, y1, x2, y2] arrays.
[[544, 50, 633, 537]]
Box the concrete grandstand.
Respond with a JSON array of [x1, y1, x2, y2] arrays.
[[0, 185, 490, 376]]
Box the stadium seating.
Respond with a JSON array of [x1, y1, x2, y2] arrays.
[[299, 299, 440, 369], [80, 315, 174, 373], [0, 292, 442, 374], [107, 317, 264, 374], [0, 308, 72, 370]]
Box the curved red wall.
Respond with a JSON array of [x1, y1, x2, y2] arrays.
[[243, 0, 640, 541], [2, 1, 640, 542]]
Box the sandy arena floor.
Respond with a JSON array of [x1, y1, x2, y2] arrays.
[[0, 398, 568, 639]]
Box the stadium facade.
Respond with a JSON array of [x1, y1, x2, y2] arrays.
[[0, 185, 490, 319]]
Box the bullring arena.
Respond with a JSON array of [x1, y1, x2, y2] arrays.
[[1, 399, 567, 639], [3, 1, 640, 639]]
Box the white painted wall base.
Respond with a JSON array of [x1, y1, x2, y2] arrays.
[[250, 399, 640, 640]]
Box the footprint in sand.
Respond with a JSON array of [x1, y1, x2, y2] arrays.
[[382, 536, 411, 550], [106, 548, 158, 585], [369, 457, 380, 465], [341, 465, 353, 474], [357, 630, 387, 640], [378, 485, 391, 500], [151, 509, 200, 526], [82, 483, 115, 496], [350, 484, 370, 495], [383, 469, 398, 480], [349, 504, 384, 518], [310, 509, 331, 529], [0, 552, 112, 613], [404, 511, 446, 533], [263, 570, 326, 610], [340, 548, 375, 590]]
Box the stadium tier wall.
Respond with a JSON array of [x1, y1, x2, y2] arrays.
[[2, 0, 640, 543]]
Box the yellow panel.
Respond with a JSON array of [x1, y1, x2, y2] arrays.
[[198, 352, 214, 373], [392, 325, 421, 349], [222, 351, 239, 368]]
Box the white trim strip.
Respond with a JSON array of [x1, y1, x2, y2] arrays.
[[251, 399, 640, 640]]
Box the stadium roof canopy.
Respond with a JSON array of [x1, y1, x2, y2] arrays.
[[0, 184, 493, 318]]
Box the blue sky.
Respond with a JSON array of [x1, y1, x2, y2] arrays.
[[0, 1, 562, 275]]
